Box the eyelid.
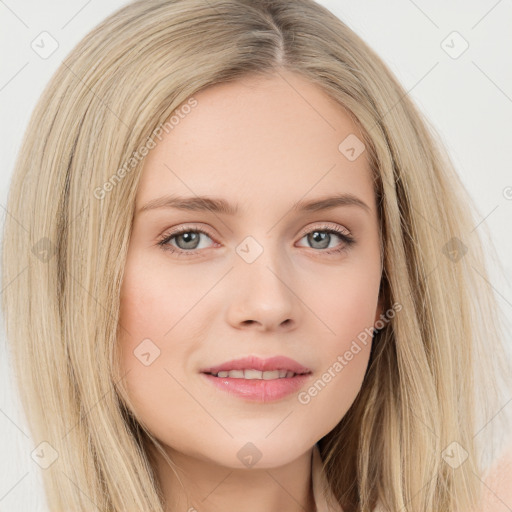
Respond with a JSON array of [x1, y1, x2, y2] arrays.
[[160, 223, 215, 237], [157, 221, 355, 256], [160, 221, 352, 240], [158, 223, 218, 246], [296, 222, 352, 238]]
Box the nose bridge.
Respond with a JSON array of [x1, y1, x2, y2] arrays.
[[225, 234, 299, 330], [238, 231, 292, 285]]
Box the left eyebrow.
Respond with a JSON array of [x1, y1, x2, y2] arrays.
[[293, 193, 371, 214], [137, 193, 371, 216]]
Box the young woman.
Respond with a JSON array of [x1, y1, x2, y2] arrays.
[[2, 1, 511, 511]]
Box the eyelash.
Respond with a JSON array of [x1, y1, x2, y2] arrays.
[[156, 224, 356, 257]]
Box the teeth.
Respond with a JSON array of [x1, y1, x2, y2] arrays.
[[226, 369, 244, 378], [213, 369, 297, 379], [244, 369, 263, 380]]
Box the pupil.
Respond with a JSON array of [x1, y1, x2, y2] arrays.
[[178, 232, 199, 249], [308, 231, 329, 249]]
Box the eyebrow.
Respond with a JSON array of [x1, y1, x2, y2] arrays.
[[137, 193, 371, 216]]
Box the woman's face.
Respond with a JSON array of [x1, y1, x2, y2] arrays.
[[118, 70, 383, 468]]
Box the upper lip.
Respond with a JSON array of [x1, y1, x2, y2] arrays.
[[200, 356, 311, 375]]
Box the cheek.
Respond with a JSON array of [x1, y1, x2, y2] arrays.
[[116, 252, 212, 446], [117, 290, 194, 452], [296, 259, 380, 433], [118, 246, 209, 351], [307, 253, 381, 344], [296, 312, 373, 441]]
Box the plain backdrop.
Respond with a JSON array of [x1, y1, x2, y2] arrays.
[[1, 1, 511, 510]]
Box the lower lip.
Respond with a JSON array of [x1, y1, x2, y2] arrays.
[[201, 373, 312, 402]]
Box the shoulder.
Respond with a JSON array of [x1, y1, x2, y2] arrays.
[[480, 442, 512, 512]]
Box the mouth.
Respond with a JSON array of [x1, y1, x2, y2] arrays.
[[200, 355, 311, 376], [199, 355, 312, 402], [204, 369, 308, 379]]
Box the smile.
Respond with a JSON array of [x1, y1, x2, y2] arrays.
[[208, 369, 300, 379]]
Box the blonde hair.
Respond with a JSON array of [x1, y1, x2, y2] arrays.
[[2, 0, 511, 510]]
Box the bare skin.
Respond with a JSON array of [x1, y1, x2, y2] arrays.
[[118, 69, 383, 512]]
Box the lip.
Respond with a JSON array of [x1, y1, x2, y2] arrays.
[[200, 356, 312, 402], [201, 373, 311, 402], [200, 355, 311, 375]]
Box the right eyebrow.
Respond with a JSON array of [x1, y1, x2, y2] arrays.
[[137, 195, 238, 215]]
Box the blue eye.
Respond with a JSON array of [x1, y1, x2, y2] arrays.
[[157, 225, 215, 256], [157, 224, 355, 257], [297, 225, 355, 254]]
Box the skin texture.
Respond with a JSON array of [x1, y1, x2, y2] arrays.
[[118, 69, 383, 512]]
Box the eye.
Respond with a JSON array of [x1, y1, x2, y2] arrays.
[[296, 224, 355, 255], [157, 223, 356, 257], [157, 225, 217, 256]]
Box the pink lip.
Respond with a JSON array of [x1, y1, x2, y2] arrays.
[[201, 373, 311, 402], [200, 355, 311, 374], [200, 356, 312, 402]]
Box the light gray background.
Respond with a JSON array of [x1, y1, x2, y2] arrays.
[[1, 1, 511, 510]]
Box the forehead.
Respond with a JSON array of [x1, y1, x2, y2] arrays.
[[136, 70, 374, 213]]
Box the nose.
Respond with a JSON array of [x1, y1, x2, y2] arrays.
[[224, 248, 300, 332]]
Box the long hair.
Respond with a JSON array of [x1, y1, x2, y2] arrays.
[[2, 1, 511, 510]]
